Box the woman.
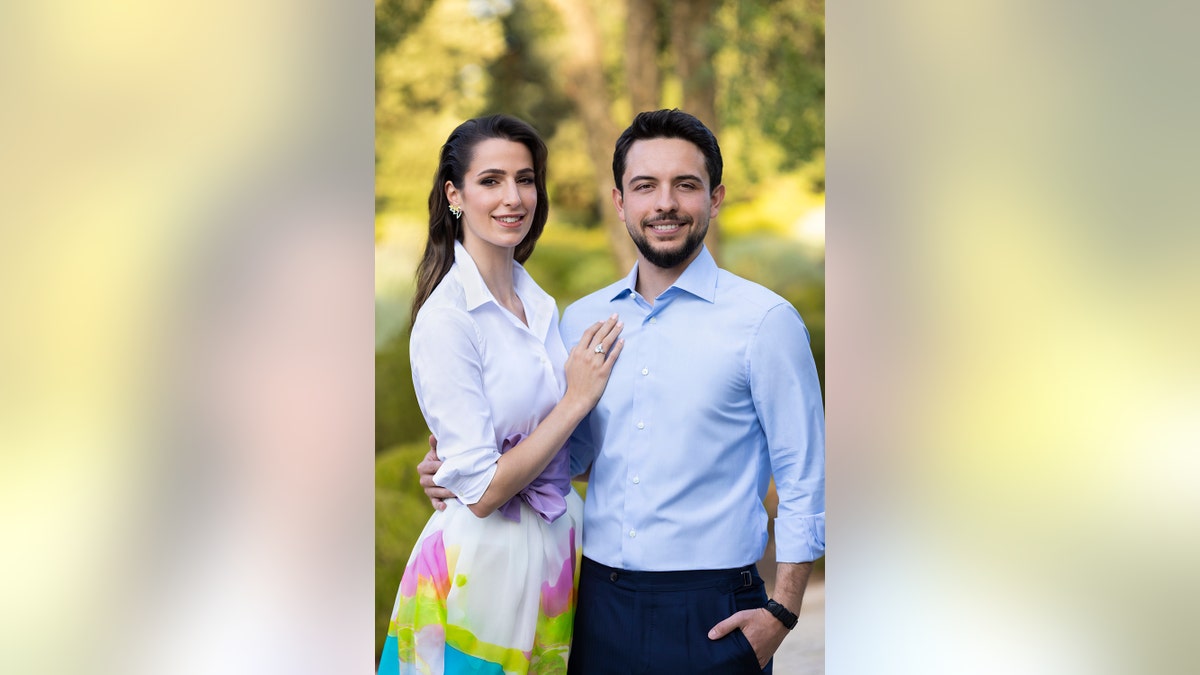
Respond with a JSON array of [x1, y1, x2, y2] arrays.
[[378, 115, 623, 674]]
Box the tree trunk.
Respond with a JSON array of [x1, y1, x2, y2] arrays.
[[548, 0, 638, 273], [626, 0, 661, 115], [670, 0, 721, 262], [669, 0, 718, 130]]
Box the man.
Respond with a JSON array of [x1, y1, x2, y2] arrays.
[[420, 109, 824, 673]]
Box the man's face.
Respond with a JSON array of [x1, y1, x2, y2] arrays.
[[613, 137, 725, 270]]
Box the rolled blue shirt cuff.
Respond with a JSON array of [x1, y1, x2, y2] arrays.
[[774, 512, 826, 563]]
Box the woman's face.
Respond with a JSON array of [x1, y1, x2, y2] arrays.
[[446, 138, 537, 257]]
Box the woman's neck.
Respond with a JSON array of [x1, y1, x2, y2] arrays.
[[463, 240, 526, 324]]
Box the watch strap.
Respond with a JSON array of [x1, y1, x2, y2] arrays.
[[764, 599, 798, 630]]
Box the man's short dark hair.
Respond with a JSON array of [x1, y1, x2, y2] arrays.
[[612, 109, 723, 194]]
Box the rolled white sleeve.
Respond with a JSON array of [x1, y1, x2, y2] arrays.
[[409, 307, 499, 505], [749, 303, 826, 562]]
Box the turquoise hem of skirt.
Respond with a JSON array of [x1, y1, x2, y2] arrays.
[[377, 635, 506, 674], [445, 643, 505, 674], [377, 635, 400, 674]]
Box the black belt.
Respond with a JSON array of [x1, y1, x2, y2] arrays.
[[581, 556, 759, 592]]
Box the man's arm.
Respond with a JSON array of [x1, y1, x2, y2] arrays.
[[707, 561, 812, 669], [418, 438, 456, 511], [709, 302, 825, 666]]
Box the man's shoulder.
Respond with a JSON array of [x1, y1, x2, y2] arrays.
[[716, 267, 794, 314]]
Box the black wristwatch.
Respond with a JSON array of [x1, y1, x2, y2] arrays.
[[764, 599, 798, 630]]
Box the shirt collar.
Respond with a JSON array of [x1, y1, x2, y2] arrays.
[[453, 240, 494, 311], [452, 241, 552, 335], [611, 245, 718, 304]]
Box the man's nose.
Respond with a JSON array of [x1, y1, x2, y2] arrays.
[[655, 186, 677, 212]]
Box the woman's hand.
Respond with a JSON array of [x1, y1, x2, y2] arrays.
[[561, 314, 624, 412]]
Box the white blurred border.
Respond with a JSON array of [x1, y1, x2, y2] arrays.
[[830, 1, 1200, 673], [0, 2, 375, 673], [6, 0, 1200, 672]]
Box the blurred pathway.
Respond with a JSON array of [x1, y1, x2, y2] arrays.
[[769, 577, 824, 674]]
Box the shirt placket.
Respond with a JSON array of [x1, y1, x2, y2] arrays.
[[523, 323, 560, 397], [622, 297, 663, 565]]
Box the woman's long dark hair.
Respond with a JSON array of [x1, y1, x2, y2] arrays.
[[410, 115, 550, 326]]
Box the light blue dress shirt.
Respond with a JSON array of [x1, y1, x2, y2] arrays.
[[560, 246, 825, 571]]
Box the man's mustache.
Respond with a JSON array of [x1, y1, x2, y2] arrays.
[[643, 212, 693, 226]]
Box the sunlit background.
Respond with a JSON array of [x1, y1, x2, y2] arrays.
[[2, 0, 1198, 673]]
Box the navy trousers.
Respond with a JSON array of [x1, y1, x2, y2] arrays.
[[568, 557, 771, 674]]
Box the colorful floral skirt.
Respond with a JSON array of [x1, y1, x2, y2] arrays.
[[378, 490, 583, 675]]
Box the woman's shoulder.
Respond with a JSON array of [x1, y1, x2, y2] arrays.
[[413, 271, 478, 340]]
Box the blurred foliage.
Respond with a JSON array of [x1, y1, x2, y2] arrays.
[[374, 0, 437, 58], [484, 0, 574, 140], [543, 118, 605, 224], [520, 224, 620, 308], [376, 333, 426, 452], [716, 0, 824, 182]]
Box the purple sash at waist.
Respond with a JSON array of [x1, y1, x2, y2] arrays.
[[496, 432, 570, 524]]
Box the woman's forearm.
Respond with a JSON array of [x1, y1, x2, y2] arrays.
[[465, 392, 592, 518]]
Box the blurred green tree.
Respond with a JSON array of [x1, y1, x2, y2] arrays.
[[375, 0, 437, 59], [718, 0, 825, 186]]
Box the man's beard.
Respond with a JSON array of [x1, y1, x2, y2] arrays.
[[628, 213, 709, 269]]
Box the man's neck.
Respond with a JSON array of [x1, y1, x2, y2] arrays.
[[633, 249, 701, 305]]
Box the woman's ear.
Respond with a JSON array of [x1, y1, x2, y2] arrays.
[[444, 180, 460, 210]]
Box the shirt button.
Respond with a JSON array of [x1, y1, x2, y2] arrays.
[[636, 421, 645, 429], [632, 475, 640, 484], [641, 367, 649, 375], [629, 530, 636, 538], [649, 317, 657, 324]]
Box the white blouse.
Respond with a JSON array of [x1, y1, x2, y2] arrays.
[[410, 241, 569, 505]]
